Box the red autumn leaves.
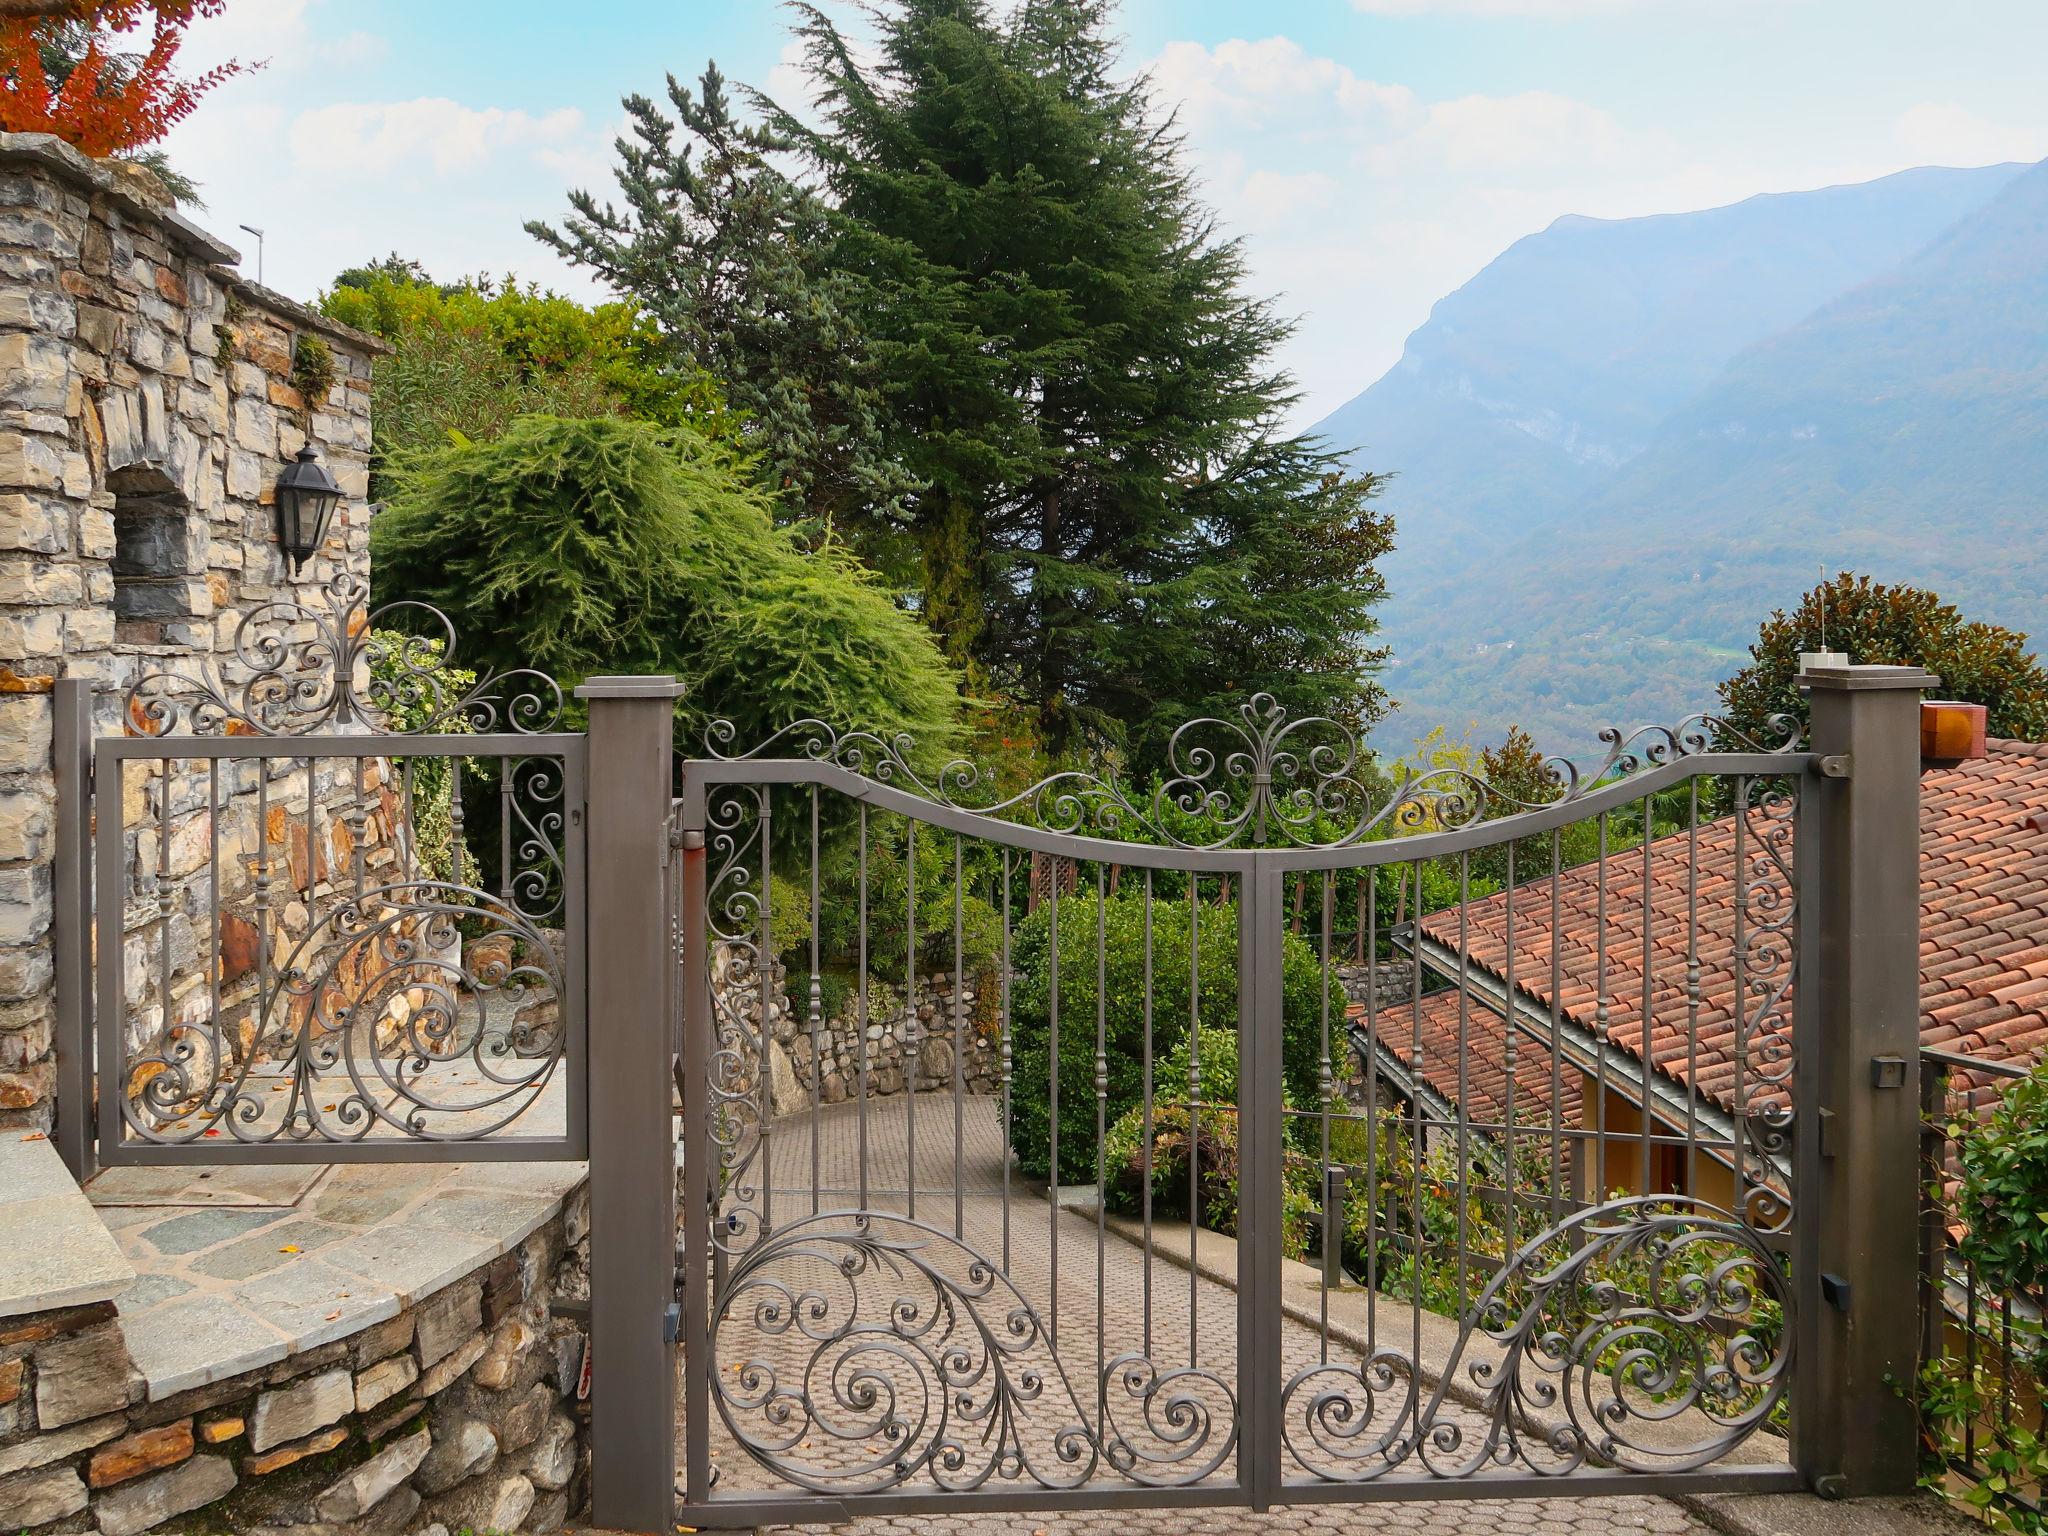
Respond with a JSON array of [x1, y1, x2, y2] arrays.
[[1, 1, 250, 155]]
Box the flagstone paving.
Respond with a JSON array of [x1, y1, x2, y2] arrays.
[[86, 1152, 584, 1399]]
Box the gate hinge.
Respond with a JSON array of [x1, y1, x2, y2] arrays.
[[1818, 753, 1852, 779], [662, 1301, 681, 1344]]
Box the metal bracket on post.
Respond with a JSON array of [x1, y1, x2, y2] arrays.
[[576, 675, 686, 1535]]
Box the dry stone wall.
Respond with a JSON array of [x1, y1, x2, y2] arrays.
[[718, 949, 1005, 1119], [0, 1192, 590, 1536]]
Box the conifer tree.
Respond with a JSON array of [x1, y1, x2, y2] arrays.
[[526, 64, 920, 578], [536, 2, 1395, 763]]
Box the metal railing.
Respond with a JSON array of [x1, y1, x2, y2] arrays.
[[1919, 1046, 2046, 1525]]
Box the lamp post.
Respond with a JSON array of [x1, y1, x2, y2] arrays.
[[273, 445, 344, 575], [238, 223, 265, 285]]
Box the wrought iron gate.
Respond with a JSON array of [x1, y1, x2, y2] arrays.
[[672, 701, 1821, 1525], [57, 597, 1936, 1530], [56, 572, 588, 1171]]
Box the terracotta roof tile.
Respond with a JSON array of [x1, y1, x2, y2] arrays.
[[1420, 738, 2048, 1122]]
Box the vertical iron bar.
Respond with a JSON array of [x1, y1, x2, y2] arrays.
[[1641, 793, 1655, 1195], [1364, 866, 1379, 1348], [810, 786, 822, 1217], [1240, 857, 1284, 1512], [1685, 779, 1701, 1196], [1049, 858, 1061, 1350], [1594, 811, 1610, 1201], [954, 835, 966, 1241], [1319, 869, 1334, 1357], [1409, 859, 1426, 1401], [1141, 868, 1154, 1358], [1733, 780, 1749, 1216], [1001, 850, 1014, 1272], [905, 818, 917, 1220], [1455, 851, 1470, 1314], [758, 792, 774, 1237], [1549, 828, 1565, 1221], [1187, 874, 1199, 1369], [857, 804, 870, 1210], [1095, 863, 1108, 1399], [448, 758, 464, 888], [94, 752, 125, 1159], [1503, 839, 1517, 1251]]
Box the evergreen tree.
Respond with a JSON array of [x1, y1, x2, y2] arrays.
[[531, 2, 1395, 765], [526, 63, 920, 578], [372, 415, 961, 756], [770, 0, 1393, 760]]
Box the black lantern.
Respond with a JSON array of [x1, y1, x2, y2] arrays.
[[274, 445, 344, 574]]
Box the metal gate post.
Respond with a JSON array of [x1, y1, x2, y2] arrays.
[[1795, 663, 1935, 1498], [52, 677, 94, 1182], [1238, 858, 1284, 1509], [577, 676, 685, 1533]]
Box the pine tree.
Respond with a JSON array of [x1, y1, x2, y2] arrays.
[[772, 0, 1393, 760], [533, 2, 1395, 764], [526, 63, 920, 578]]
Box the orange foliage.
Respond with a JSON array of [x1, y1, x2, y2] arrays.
[[0, 1, 247, 155]]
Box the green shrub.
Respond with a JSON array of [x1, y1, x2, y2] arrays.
[[370, 415, 962, 758], [1007, 887, 1338, 1185], [1102, 1027, 1316, 1258], [1954, 1059, 2048, 1306]]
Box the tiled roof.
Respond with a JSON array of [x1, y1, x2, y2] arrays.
[[1418, 739, 2048, 1123], [1347, 989, 1583, 1131]]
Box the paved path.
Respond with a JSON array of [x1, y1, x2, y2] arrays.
[[692, 1092, 1716, 1536]]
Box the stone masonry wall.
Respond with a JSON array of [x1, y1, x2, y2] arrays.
[[0, 1188, 591, 1536], [717, 949, 1005, 1120], [0, 132, 384, 1134]]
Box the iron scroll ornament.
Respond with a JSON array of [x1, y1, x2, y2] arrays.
[[710, 1212, 1238, 1494], [123, 881, 567, 1146], [123, 567, 565, 737], [704, 698, 1804, 851], [1280, 1195, 1792, 1481]]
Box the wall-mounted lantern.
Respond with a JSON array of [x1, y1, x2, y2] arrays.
[[273, 445, 343, 574]]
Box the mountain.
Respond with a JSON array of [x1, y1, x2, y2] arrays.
[[1312, 161, 2040, 756]]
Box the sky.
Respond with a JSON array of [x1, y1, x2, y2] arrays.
[[162, 0, 2048, 429]]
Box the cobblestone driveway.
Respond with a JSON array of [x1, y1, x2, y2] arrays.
[[696, 1093, 1717, 1536]]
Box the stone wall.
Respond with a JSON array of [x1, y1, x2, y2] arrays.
[[719, 950, 1005, 1119], [0, 132, 384, 1134], [0, 1189, 590, 1536]]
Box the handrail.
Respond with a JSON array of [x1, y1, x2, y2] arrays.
[[1921, 1044, 2033, 1082]]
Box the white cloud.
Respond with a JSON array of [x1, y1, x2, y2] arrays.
[[288, 100, 588, 179], [1352, 0, 1686, 14], [1149, 36, 1415, 136], [1238, 168, 1343, 222], [1892, 103, 2047, 168], [1380, 90, 1642, 172]]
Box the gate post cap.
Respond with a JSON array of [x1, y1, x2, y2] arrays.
[[1799, 664, 1941, 692], [573, 675, 687, 700]]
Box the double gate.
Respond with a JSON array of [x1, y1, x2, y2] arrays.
[[57, 575, 1933, 1530], [669, 708, 1815, 1525]]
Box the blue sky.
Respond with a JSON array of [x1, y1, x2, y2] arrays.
[[164, 0, 2048, 426]]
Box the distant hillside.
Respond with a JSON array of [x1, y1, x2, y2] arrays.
[[1312, 161, 2037, 755]]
